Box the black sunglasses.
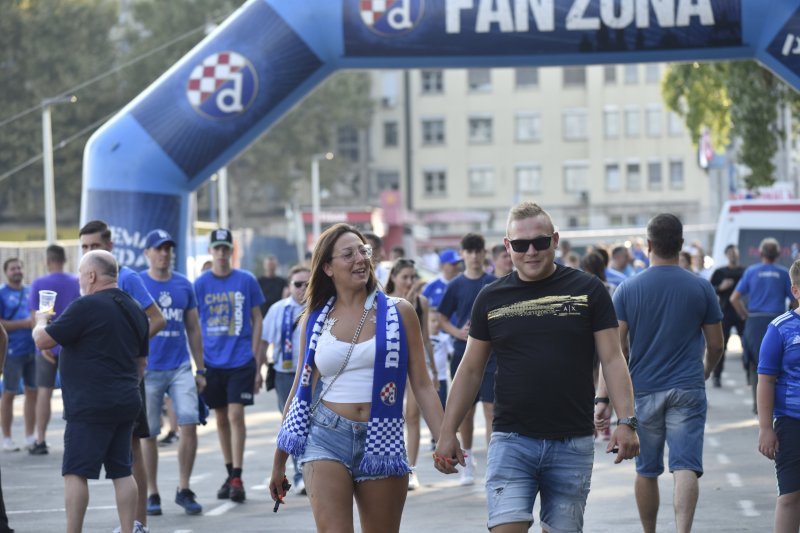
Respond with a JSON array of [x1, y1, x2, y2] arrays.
[[509, 235, 553, 253], [292, 281, 309, 289]]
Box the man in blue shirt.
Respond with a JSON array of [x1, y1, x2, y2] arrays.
[[140, 230, 206, 517], [600, 213, 724, 533], [0, 258, 36, 452], [730, 237, 796, 413], [422, 249, 462, 311], [194, 228, 264, 503]]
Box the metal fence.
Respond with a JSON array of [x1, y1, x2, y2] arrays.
[[0, 240, 81, 281]]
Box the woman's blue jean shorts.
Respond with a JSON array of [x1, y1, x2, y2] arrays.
[[299, 402, 411, 482]]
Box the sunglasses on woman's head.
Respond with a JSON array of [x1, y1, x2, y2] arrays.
[[508, 235, 553, 253]]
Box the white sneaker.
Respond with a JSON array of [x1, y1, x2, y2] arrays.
[[25, 434, 36, 448], [408, 472, 420, 491], [293, 478, 306, 496], [460, 460, 475, 486], [2, 438, 19, 452], [113, 520, 149, 533]]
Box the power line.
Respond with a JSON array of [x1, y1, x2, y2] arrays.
[[0, 11, 230, 129]]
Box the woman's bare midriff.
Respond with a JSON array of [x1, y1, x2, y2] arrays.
[[322, 400, 372, 422]]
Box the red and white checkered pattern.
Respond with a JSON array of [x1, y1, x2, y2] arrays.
[[360, 0, 396, 26], [187, 52, 246, 107]]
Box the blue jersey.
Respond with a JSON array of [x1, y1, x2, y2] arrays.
[[735, 263, 793, 315], [119, 266, 156, 310], [438, 272, 496, 358], [423, 277, 449, 310], [261, 296, 304, 374], [141, 272, 197, 370], [194, 269, 265, 369], [614, 265, 723, 393], [0, 284, 34, 357], [758, 311, 800, 420]]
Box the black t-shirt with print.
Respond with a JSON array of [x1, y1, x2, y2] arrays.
[[470, 265, 617, 439]]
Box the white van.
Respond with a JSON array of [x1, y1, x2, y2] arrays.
[[711, 200, 800, 269]]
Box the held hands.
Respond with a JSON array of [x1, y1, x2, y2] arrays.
[[432, 434, 465, 475], [758, 428, 779, 460], [607, 424, 640, 464]]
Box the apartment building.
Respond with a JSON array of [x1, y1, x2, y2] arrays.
[[369, 64, 713, 248]]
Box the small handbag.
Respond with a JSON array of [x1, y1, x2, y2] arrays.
[[265, 363, 276, 391]]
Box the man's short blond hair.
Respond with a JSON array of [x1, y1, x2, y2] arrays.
[[790, 259, 800, 287], [506, 202, 555, 234]]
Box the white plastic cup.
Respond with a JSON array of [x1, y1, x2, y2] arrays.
[[39, 290, 57, 313]]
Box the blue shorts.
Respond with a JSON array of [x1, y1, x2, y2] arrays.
[[144, 363, 199, 437], [2, 353, 35, 392], [204, 359, 256, 408], [485, 432, 594, 532], [775, 416, 800, 496], [635, 388, 707, 478], [63, 420, 134, 479], [299, 402, 411, 483]]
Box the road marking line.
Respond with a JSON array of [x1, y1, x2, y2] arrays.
[[189, 473, 211, 483], [251, 484, 268, 490], [738, 500, 760, 517], [174, 530, 194, 533], [8, 505, 117, 515], [724, 380, 736, 387], [734, 388, 744, 395], [707, 437, 720, 448], [205, 501, 238, 516], [717, 454, 730, 465], [727, 472, 743, 488]]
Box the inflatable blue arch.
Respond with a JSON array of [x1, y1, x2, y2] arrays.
[[83, 0, 800, 271]]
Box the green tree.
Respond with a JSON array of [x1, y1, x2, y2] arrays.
[[662, 60, 800, 189]]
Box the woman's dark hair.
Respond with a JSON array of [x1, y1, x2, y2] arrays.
[[581, 252, 606, 282], [306, 223, 377, 311], [385, 259, 416, 294]]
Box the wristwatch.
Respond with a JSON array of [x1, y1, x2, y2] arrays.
[[616, 416, 638, 431], [594, 397, 610, 405], [195, 368, 207, 377]]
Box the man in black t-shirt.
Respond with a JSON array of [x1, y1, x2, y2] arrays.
[[434, 202, 639, 533], [709, 244, 746, 387], [257, 255, 286, 317], [33, 250, 148, 533]]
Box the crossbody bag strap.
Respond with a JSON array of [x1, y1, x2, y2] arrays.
[[108, 293, 146, 347]]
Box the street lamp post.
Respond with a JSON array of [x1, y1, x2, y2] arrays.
[[311, 152, 334, 242], [41, 95, 77, 244]]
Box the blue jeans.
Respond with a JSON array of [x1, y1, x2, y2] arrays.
[[635, 388, 707, 478], [485, 432, 594, 532], [144, 363, 199, 437]]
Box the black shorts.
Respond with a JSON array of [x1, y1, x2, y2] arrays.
[[205, 359, 256, 409], [775, 416, 800, 495], [132, 380, 149, 439], [62, 420, 134, 479]]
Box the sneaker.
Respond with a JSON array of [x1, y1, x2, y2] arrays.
[[28, 441, 48, 455], [158, 431, 178, 447], [25, 434, 36, 448], [292, 478, 306, 496], [216, 477, 231, 499], [113, 520, 149, 533], [229, 476, 246, 503], [408, 472, 420, 491], [2, 439, 19, 452], [175, 488, 203, 515], [146, 493, 162, 516], [460, 460, 475, 486]]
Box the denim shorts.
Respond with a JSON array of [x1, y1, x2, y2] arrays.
[[2, 353, 35, 391], [63, 420, 134, 479], [144, 363, 199, 437], [635, 388, 707, 478], [299, 402, 411, 483], [485, 431, 594, 532], [774, 416, 800, 496]]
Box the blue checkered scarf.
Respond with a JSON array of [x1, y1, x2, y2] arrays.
[[276, 291, 411, 476]]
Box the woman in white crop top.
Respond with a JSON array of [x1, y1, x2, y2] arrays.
[[270, 224, 453, 533]]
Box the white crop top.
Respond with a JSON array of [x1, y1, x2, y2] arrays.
[[315, 329, 375, 403]]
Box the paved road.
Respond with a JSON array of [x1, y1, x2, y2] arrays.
[[0, 341, 779, 532]]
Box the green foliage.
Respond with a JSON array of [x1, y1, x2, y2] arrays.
[[662, 60, 800, 190]]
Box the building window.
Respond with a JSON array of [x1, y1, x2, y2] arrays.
[[604, 107, 620, 139], [668, 112, 684, 136], [646, 106, 662, 137], [468, 166, 495, 196], [648, 160, 662, 190], [669, 159, 684, 189], [515, 67, 539, 89], [626, 162, 641, 191], [603, 65, 617, 84], [468, 69, 492, 92], [515, 164, 542, 194], [515, 113, 541, 142], [421, 70, 443, 94], [423, 169, 447, 196], [645, 63, 660, 83], [605, 163, 621, 192], [624, 64, 639, 84], [383, 121, 398, 147], [609, 214, 624, 226], [422, 119, 445, 145], [563, 162, 589, 193], [625, 107, 640, 137], [337, 126, 359, 162], [468, 116, 493, 144], [563, 109, 588, 141], [563, 66, 586, 87], [376, 171, 400, 191]]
